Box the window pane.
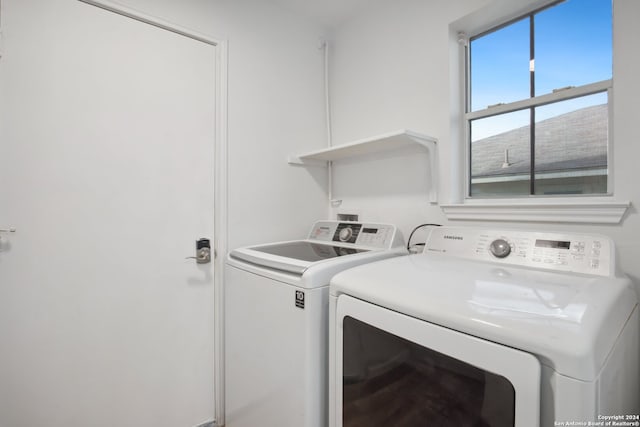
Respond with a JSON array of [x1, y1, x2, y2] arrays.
[[470, 110, 531, 197], [535, 0, 612, 96], [470, 17, 530, 112], [534, 93, 608, 195]]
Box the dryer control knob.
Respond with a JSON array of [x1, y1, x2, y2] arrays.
[[339, 227, 353, 242], [489, 239, 511, 258]]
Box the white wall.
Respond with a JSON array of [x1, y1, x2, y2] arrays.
[[114, 0, 329, 248], [327, 0, 488, 242], [327, 0, 640, 286]]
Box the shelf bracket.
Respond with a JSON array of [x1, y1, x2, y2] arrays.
[[287, 155, 326, 167], [407, 135, 438, 204]]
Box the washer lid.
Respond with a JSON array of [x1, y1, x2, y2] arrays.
[[330, 254, 637, 381], [250, 241, 368, 262], [228, 220, 404, 276], [230, 241, 369, 275]]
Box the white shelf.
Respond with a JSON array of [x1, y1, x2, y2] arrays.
[[288, 130, 439, 203]]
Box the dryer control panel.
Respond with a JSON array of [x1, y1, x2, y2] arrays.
[[424, 226, 613, 277], [308, 221, 399, 250]]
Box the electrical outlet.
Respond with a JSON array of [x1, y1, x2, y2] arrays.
[[337, 213, 358, 222]]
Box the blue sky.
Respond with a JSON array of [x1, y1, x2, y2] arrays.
[[470, 0, 612, 140]]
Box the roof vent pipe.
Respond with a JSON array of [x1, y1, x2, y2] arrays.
[[502, 149, 512, 168]]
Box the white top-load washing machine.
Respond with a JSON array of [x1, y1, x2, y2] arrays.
[[225, 220, 406, 427], [329, 226, 639, 427]]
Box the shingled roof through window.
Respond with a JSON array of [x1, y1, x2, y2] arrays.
[[471, 104, 607, 179]]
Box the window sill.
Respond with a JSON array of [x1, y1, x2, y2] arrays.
[[440, 201, 631, 224]]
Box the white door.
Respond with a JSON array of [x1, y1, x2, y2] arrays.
[[0, 1, 217, 426]]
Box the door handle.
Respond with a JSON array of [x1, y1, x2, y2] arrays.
[[186, 238, 212, 264]]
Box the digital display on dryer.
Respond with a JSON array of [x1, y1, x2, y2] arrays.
[[535, 239, 571, 249], [362, 228, 378, 234]]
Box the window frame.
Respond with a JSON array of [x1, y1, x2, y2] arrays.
[[465, 1, 612, 199], [443, 0, 629, 224]]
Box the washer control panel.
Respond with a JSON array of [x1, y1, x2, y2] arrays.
[[424, 226, 613, 276], [308, 221, 398, 249]]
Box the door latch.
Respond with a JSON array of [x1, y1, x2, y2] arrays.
[[0, 228, 16, 241], [186, 238, 212, 264]]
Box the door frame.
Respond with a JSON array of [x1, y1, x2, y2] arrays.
[[76, 1, 228, 424]]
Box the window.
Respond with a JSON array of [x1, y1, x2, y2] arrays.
[[465, 0, 612, 198]]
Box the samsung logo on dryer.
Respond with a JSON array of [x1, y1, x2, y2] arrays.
[[443, 235, 464, 241]]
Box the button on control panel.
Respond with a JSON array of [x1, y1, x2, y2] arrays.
[[333, 223, 361, 244], [425, 227, 612, 277], [489, 239, 511, 258]]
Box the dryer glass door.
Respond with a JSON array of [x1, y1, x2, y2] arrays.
[[335, 295, 541, 427]]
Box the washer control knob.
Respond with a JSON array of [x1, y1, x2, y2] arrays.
[[489, 239, 512, 258], [339, 227, 353, 242]]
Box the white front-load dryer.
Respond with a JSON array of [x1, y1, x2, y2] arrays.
[[329, 226, 639, 427], [224, 221, 406, 427]]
